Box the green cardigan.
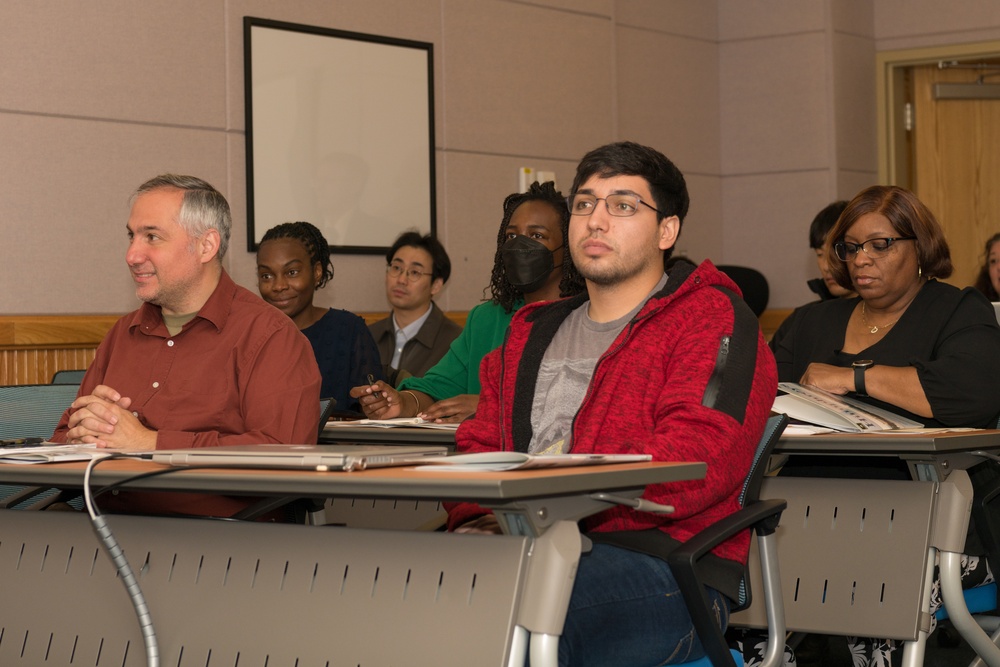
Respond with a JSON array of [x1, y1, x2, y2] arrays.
[[397, 300, 518, 400]]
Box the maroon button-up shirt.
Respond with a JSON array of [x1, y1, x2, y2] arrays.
[[51, 271, 322, 517]]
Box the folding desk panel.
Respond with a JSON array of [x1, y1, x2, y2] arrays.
[[731, 476, 937, 640], [0, 509, 530, 666]]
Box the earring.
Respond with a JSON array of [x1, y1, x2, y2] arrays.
[[918, 266, 923, 279]]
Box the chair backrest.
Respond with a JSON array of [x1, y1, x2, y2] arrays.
[[735, 412, 789, 610], [741, 413, 789, 508], [0, 384, 80, 440], [317, 397, 336, 440], [716, 265, 769, 318], [51, 369, 87, 385]]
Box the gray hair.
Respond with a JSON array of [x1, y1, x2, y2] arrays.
[[132, 174, 232, 260]]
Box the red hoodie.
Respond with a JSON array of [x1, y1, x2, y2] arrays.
[[449, 260, 778, 568]]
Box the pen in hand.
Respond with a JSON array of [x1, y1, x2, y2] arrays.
[[367, 374, 379, 399]]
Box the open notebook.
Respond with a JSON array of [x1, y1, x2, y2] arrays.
[[150, 444, 448, 472]]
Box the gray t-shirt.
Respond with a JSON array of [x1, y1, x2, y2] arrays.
[[528, 273, 668, 453]]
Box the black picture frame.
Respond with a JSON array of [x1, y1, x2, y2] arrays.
[[244, 17, 436, 254]]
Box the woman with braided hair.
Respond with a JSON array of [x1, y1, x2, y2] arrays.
[[352, 181, 586, 422], [257, 221, 382, 413]]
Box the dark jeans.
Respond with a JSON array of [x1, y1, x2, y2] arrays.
[[553, 543, 730, 667]]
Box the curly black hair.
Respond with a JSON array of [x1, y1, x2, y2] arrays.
[[259, 221, 334, 288], [486, 181, 586, 313]]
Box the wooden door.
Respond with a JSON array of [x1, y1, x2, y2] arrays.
[[910, 61, 1000, 288]]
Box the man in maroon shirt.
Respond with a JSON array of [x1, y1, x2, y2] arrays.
[[50, 175, 320, 514]]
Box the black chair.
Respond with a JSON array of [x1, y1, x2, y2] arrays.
[[317, 396, 336, 440], [667, 413, 789, 667], [50, 369, 87, 385], [0, 383, 81, 509], [716, 265, 769, 318]]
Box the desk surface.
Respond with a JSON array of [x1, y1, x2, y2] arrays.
[[777, 428, 1000, 455], [0, 458, 704, 501]]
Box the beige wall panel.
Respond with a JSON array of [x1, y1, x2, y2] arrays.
[[831, 0, 874, 37], [224, 0, 444, 137], [442, 0, 613, 157], [0, 0, 226, 128], [615, 0, 718, 40], [838, 169, 879, 201], [721, 171, 834, 309], [433, 151, 579, 311], [873, 0, 1000, 42], [224, 133, 390, 315], [0, 114, 229, 315], [718, 0, 824, 40], [720, 33, 831, 175], [876, 28, 1000, 52], [617, 27, 720, 175], [527, 0, 611, 16], [832, 32, 878, 173], [674, 173, 724, 267]]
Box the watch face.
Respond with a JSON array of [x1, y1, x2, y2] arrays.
[[853, 360, 874, 368]]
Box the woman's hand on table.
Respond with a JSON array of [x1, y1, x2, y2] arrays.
[[419, 394, 479, 423], [799, 363, 855, 395]]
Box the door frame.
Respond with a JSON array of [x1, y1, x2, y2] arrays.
[[877, 40, 1000, 186]]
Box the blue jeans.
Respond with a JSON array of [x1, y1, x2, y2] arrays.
[[553, 543, 730, 667]]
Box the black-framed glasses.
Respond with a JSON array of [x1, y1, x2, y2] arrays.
[[834, 237, 917, 261], [566, 193, 663, 217], [386, 264, 432, 282]]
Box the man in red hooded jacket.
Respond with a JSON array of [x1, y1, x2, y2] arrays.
[[448, 142, 777, 667]]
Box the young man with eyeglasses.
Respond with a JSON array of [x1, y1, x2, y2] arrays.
[[369, 231, 461, 385], [446, 142, 778, 666]]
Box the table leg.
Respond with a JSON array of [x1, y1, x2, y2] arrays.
[[940, 550, 1000, 667], [900, 547, 934, 667], [508, 626, 529, 667]]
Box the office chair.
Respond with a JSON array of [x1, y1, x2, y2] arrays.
[[716, 265, 769, 318], [0, 383, 81, 509], [662, 413, 789, 667], [50, 369, 87, 384]]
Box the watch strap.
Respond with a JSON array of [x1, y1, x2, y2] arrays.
[[854, 364, 867, 396]]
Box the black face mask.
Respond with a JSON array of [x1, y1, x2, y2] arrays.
[[501, 235, 559, 294]]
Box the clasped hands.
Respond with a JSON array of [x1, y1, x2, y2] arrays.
[[66, 385, 157, 450]]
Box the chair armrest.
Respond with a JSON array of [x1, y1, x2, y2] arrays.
[[666, 499, 787, 667]]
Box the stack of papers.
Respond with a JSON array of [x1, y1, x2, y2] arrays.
[[773, 383, 925, 432], [325, 418, 460, 431], [416, 452, 652, 472], [0, 443, 110, 465]]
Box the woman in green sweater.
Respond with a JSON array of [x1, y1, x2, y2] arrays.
[[352, 181, 585, 422]]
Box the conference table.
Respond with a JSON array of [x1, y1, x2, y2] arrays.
[[0, 455, 703, 667], [732, 428, 1000, 667]]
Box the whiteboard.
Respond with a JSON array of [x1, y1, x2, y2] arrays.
[[244, 17, 435, 253]]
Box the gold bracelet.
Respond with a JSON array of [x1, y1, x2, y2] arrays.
[[400, 390, 420, 416]]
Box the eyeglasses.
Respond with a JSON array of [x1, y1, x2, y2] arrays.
[[386, 264, 432, 282], [833, 237, 916, 261], [566, 193, 663, 217]]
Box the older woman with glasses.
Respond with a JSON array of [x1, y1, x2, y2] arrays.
[[768, 184, 1000, 666], [772, 185, 1000, 426]]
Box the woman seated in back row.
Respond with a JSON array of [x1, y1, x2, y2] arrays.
[[974, 231, 1000, 302], [257, 221, 383, 414], [768, 184, 1000, 666]]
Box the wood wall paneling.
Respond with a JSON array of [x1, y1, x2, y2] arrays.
[[0, 309, 787, 386]]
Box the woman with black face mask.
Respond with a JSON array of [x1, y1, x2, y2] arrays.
[[351, 181, 586, 422]]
